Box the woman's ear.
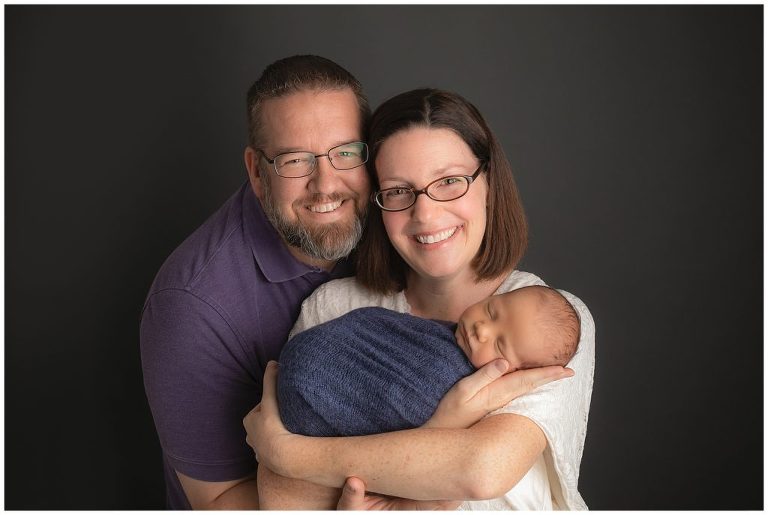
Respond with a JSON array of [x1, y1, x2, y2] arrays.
[[244, 146, 264, 200]]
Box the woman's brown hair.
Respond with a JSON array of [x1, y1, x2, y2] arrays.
[[357, 88, 528, 293]]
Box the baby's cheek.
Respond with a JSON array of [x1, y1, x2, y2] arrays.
[[471, 347, 494, 369]]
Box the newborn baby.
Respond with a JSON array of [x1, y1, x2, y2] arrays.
[[277, 285, 580, 437]]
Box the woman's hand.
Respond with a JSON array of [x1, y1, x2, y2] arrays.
[[424, 359, 574, 429], [243, 361, 296, 476]]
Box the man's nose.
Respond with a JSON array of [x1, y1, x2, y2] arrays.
[[308, 156, 340, 194]]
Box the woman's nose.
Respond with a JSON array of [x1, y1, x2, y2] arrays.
[[410, 192, 438, 222]]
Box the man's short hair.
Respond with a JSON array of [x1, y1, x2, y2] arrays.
[[246, 55, 370, 148], [357, 88, 529, 293]]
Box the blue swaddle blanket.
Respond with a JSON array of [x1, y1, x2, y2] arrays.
[[278, 307, 474, 436]]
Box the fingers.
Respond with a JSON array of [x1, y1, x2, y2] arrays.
[[486, 358, 509, 380], [243, 404, 259, 438], [523, 365, 574, 388], [436, 500, 464, 510], [485, 365, 574, 409], [336, 477, 367, 510], [454, 359, 509, 399], [243, 361, 278, 438], [259, 360, 280, 412]]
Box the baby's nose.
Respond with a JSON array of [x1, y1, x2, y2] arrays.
[[474, 321, 490, 342]]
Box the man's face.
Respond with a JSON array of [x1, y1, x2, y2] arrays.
[[246, 88, 370, 266]]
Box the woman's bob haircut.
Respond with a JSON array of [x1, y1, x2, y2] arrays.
[[357, 88, 528, 294]]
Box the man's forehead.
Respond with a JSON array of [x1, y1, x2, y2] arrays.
[[259, 88, 362, 151], [260, 88, 358, 119]]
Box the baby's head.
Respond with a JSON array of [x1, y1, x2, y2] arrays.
[[454, 285, 580, 371]]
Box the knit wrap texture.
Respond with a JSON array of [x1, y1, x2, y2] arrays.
[[277, 307, 473, 436]]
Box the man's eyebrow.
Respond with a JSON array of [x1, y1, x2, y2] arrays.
[[270, 139, 363, 156], [268, 146, 304, 156]]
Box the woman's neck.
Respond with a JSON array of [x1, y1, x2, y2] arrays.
[[404, 271, 507, 322]]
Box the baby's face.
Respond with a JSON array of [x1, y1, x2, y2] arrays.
[[455, 289, 543, 370]]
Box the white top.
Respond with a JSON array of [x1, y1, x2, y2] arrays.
[[291, 270, 595, 510]]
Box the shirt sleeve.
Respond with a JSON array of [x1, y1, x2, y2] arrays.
[[140, 288, 261, 482], [493, 289, 595, 510]]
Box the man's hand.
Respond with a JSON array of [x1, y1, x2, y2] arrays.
[[424, 359, 574, 429], [243, 361, 295, 475], [337, 477, 461, 511]]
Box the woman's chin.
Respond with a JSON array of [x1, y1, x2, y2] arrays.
[[410, 263, 471, 283]]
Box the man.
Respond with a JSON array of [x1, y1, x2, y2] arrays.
[[140, 55, 371, 509]]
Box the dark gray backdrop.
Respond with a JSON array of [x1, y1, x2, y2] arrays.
[[6, 5, 762, 510]]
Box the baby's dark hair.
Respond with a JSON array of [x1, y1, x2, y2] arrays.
[[524, 285, 581, 366]]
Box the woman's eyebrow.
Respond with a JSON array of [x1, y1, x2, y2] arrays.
[[379, 164, 476, 184], [427, 164, 476, 178]]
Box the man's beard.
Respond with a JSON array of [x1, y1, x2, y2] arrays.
[[261, 177, 367, 262]]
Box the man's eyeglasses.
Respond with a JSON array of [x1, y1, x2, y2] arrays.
[[372, 164, 485, 212], [259, 141, 369, 178]]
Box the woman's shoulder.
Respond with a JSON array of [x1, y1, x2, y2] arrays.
[[291, 278, 407, 336], [310, 276, 369, 300], [495, 269, 547, 293], [307, 277, 399, 308]]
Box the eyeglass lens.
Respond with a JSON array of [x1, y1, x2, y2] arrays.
[[376, 175, 471, 211], [274, 142, 367, 177]]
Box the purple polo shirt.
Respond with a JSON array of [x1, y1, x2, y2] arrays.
[[140, 182, 353, 509]]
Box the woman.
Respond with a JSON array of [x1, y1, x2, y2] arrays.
[[245, 88, 595, 510]]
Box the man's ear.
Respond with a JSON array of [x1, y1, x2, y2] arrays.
[[244, 146, 264, 200]]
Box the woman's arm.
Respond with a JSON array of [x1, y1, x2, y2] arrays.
[[337, 477, 463, 510], [258, 465, 464, 510], [294, 413, 546, 500], [257, 464, 340, 509], [422, 359, 573, 429], [246, 361, 567, 501]]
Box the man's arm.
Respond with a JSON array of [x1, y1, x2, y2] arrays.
[[177, 472, 259, 509], [141, 290, 263, 509]]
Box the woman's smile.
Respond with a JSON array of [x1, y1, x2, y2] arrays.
[[376, 127, 488, 282], [413, 225, 461, 245]]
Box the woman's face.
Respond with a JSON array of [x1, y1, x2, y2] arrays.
[[375, 126, 488, 284]]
